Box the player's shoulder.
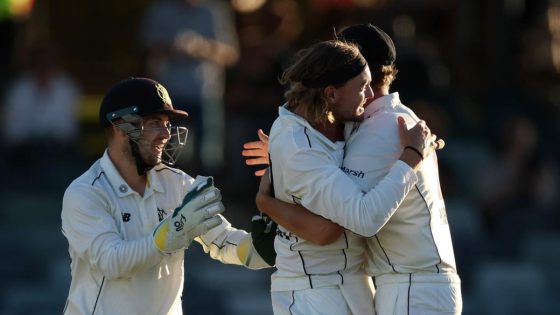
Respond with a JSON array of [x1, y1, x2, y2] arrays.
[[360, 110, 399, 135], [272, 122, 332, 158], [153, 164, 191, 184], [63, 161, 112, 209], [66, 160, 108, 190], [154, 163, 185, 175], [365, 103, 418, 127], [270, 113, 310, 150], [66, 159, 105, 190]]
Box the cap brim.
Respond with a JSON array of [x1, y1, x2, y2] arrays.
[[158, 109, 189, 120]]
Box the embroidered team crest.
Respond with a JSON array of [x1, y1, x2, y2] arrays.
[[119, 184, 128, 193], [156, 83, 172, 104], [157, 208, 167, 222]]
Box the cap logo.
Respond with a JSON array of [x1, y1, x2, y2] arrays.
[[156, 83, 172, 105]]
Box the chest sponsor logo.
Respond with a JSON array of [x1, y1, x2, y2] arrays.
[[122, 212, 131, 222], [340, 165, 364, 178]]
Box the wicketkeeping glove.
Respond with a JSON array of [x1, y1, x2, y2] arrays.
[[153, 176, 225, 254], [236, 212, 277, 268], [251, 212, 278, 266]]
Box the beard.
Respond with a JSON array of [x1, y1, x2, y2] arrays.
[[128, 139, 162, 175], [138, 141, 163, 166]]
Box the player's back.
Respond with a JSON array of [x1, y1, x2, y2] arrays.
[[343, 93, 457, 277]]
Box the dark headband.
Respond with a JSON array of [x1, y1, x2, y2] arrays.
[[302, 58, 367, 88]]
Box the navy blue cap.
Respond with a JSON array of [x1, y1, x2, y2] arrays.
[[99, 77, 188, 127], [338, 23, 396, 66]]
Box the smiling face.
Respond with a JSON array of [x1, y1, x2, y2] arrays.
[[135, 114, 172, 166], [328, 66, 373, 123]]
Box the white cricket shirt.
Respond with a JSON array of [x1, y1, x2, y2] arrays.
[[268, 105, 418, 292], [61, 150, 247, 315], [343, 93, 458, 277]]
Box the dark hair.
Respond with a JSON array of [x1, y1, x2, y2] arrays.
[[370, 64, 398, 90], [280, 40, 366, 125], [337, 23, 398, 90]]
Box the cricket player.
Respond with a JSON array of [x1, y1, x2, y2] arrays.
[[259, 40, 438, 315], [246, 24, 462, 315], [61, 77, 269, 315], [338, 24, 462, 314]]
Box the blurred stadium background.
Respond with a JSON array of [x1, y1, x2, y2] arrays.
[[0, 0, 559, 314]]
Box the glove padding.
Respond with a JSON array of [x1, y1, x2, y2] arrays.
[[153, 176, 225, 254], [237, 212, 277, 267]]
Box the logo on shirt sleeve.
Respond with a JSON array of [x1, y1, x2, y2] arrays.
[[340, 165, 365, 179]]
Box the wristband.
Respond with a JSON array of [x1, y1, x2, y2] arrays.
[[404, 146, 423, 160]]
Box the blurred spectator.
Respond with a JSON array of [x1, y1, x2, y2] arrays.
[[226, 0, 302, 115], [1, 43, 81, 189], [474, 117, 538, 227], [139, 0, 240, 174], [222, 0, 302, 192], [470, 116, 560, 258]]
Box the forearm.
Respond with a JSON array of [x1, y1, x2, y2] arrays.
[[298, 160, 418, 237], [91, 235, 164, 280], [62, 206, 164, 280], [208, 40, 239, 66], [256, 193, 343, 245], [196, 215, 247, 266]]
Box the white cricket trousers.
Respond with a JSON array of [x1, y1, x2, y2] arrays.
[[373, 273, 462, 315], [271, 277, 375, 315]]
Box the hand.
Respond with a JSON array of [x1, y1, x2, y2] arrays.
[[242, 129, 270, 176], [153, 176, 225, 254], [398, 117, 444, 159]]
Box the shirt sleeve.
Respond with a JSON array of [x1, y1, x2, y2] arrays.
[[284, 148, 418, 237], [195, 214, 247, 265], [61, 184, 165, 280]]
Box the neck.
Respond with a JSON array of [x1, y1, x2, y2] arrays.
[[314, 122, 344, 142], [372, 85, 390, 101], [108, 146, 147, 196], [292, 106, 344, 142]]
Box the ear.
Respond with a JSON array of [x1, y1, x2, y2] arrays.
[[110, 124, 128, 139], [323, 86, 337, 103]]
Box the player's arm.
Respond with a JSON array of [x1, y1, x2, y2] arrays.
[[242, 129, 344, 245], [179, 0, 239, 66], [193, 212, 274, 269], [184, 178, 272, 269], [242, 129, 270, 176], [279, 119, 433, 237], [62, 177, 224, 280], [255, 170, 344, 245], [62, 185, 165, 280]]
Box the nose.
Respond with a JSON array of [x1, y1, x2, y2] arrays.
[[158, 126, 171, 140], [365, 85, 374, 101]]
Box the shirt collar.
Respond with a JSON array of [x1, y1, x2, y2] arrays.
[[148, 165, 166, 193], [363, 92, 401, 118], [100, 150, 135, 197], [100, 150, 165, 197], [279, 105, 344, 150]]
